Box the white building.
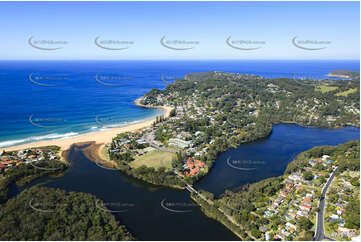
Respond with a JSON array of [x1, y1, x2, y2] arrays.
[[168, 138, 193, 149]]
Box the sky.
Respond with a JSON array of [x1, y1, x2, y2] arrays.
[[0, 1, 359, 60]]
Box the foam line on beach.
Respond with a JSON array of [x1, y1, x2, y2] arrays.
[[2, 99, 172, 162], [0, 132, 79, 148]]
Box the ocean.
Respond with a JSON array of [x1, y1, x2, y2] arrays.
[[0, 60, 359, 148]]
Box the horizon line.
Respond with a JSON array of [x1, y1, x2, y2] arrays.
[[0, 59, 360, 62]]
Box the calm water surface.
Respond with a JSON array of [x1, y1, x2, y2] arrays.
[[33, 144, 239, 241], [13, 124, 360, 240], [196, 125, 360, 196]]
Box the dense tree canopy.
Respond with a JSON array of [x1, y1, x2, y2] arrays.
[[0, 186, 134, 241]]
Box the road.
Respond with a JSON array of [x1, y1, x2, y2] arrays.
[[185, 184, 257, 240], [314, 167, 338, 241]]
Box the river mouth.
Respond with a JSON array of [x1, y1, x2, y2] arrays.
[[32, 140, 239, 241], [8, 124, 360, 240]]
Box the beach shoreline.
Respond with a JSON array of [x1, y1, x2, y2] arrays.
[[2, 97, 172, 162], [327, 73, 351, 79]]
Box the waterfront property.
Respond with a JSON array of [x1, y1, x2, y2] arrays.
[[0, 147, 59, 174]]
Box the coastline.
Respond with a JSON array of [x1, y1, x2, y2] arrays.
[[2, 97, 172, 162], [327, 73, 351, 79]]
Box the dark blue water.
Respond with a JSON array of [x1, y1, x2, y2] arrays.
[[14, 124, 359, 240], [196, 124, 360, 196], [0, 60, 359, 147], [41, 144, 240, 241], [2, 60, 360, 240]]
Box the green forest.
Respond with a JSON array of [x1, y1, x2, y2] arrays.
[[191, 140, 360, 241], [0, 186, 134, 240], [0, 157, 67, 203]]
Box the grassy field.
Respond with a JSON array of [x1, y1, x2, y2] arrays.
[[335, 88, 357, 96], [129, 151, 176, 169], [101, 145, 110, 160], [315, 85, 338, 93]]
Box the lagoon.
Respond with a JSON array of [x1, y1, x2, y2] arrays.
[[14, 124, 359, 240]]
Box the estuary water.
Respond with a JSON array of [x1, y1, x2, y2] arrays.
[[16, 124, 360, 240]]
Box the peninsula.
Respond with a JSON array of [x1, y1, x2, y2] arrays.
[[101, 71, 359, 188], [0, 71, 359, 241]]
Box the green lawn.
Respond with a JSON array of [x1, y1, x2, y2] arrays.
[[315, 85, 338, 93], [129, 151, 176, 169], [101, 146, 110, 160], [336, 88, 357, 96]]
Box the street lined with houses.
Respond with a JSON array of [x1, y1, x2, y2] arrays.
[[314, 167, 338, 241]]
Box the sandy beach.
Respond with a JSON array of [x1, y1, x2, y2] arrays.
[[327, 73, 350, 79], [2, 98, 172, 161]]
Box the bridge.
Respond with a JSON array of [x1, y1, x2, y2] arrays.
[[184, 184, 211, 204], [184, 183, 252, 240], [185, 184, 198, 194]]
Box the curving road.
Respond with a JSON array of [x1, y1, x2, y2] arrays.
[[314, 167, 338, 241]]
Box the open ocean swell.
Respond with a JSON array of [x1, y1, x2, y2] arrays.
[[0, 60, 359, 148]]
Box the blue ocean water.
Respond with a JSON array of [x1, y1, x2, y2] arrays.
[[0, 60, 359, 148]]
